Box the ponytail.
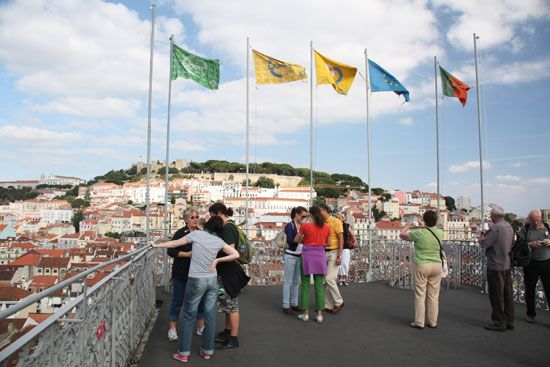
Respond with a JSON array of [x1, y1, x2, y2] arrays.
[[309, 206, 325, 227]]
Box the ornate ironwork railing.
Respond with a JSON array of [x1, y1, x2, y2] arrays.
[[250, 239, 548, 310], [0, 246, 156, 367]]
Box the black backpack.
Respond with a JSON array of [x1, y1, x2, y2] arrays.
[[511, 222, 550, 267]]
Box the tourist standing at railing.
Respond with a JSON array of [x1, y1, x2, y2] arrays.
[[166, 208, 205, 342], [209, 202, 250, 350], [294, 205, 331, 323], [336, 213, 356, 287], [153, 216, 239, 363], [282, 206, 308, 314], [518, 209, 550, 324], [319, 204, 345, 314], [400, 210, 443, 329], [478, 206, 515, 332]]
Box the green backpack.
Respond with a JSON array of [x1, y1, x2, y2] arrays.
[[227, 221, 253, 265]]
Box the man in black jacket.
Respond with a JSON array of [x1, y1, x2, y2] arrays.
[[166, 208, 204, 341], [520, 209, 550, 324]]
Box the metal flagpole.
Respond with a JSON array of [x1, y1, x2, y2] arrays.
[[434, 56, 441, 225], [161, 34, 174, 286], [245, 37, 250, 227], [145, 3, 155, 246], [310, 41, 314, 207], [164, 35, 174, 242], [364, 49, 373, 281], [473, 33, 485, 229]]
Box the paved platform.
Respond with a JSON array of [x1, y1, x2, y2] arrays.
[[139, 282, 550, 367]]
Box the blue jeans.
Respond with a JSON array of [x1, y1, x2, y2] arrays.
[[178, 276, 219, 356], [169, 278, 205, 322], [282, 254, 301, 308]]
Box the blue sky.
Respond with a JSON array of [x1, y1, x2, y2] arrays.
[[0, 0, 549, 216]]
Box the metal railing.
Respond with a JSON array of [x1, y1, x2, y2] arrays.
[[248, 238, 548, 310], [0, 246, 156, 367]]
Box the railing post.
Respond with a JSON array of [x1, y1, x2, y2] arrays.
[[111, 287, 117, 367], [80, 279, 88, 367]]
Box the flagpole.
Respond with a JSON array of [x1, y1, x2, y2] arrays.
[[245, 37, 250, 226], [309, 41, 314, 207], [364, 48, 373, 280], [164, 35, 174, 242], [434, 56, 441, 225], [160, 34, 174, 286], [145, 3, 155, 247], [473, 33, 485, 229]]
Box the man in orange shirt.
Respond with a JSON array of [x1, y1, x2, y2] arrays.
[[319, 204, 344, 313]]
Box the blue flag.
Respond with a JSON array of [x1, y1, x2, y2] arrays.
[[368, 59, 410, 102]]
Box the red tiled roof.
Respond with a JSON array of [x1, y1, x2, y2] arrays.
[[376, 221, 403, 230], [31, 275, 58, 288], [36, 249, 65, 257], [61, 233, 80, 239], [0, 318, 27, 335], [0, 286, 31, 301], [9, 250, 42, 267], [27, 313, 52, 324], [38, 257, 69, 269], [0, 224, 7, 232]]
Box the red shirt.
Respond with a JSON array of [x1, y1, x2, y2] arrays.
[[299, 222, 330, 246]]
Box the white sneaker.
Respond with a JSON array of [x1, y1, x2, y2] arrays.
[[315, 315, 323, 323], [297, 313, 309, 322], [168, 328, 178, 341], [196, 325, 205, 336]]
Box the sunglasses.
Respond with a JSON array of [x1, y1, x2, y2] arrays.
[[189, 216, 199, 219]]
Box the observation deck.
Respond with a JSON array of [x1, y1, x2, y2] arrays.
[[1, 240, 549, 367]]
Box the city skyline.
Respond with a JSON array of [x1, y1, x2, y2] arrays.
[[1, 0, 549, 216]]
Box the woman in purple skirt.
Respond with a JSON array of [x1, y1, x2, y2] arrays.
[[294, 206, 330, 323]]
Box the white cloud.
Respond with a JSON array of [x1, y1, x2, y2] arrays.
[[511, 162, 526, 168], [398, 117, 414, 126], [526, 177, 550, 185], [173, 0, 441, 77], [449, 160, 492, 173], [433, 0, 550, 50], [496, 175, 521, 182], [0, 0, 183, 98], [32, 97, 141, 118], [0, 125, 83, 146], [425, 182, 437, 187]]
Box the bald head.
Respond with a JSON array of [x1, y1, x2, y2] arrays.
[[528, 209, 542, 228]]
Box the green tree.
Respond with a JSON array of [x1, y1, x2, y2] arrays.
[[372, 188, 385, 196], [72, 210, 84, 232], [312, 196, 326, 206], [255, 176, 275, 188], [104, 232, 120, 239], [445, 196, 457, 212], [372, 206, 387, 222], [71, 198, 90, 208], [504, 213, 523, 232], [380, 193, 392, 202]]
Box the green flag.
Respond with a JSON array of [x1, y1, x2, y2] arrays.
[[171, 44, 219, 90]]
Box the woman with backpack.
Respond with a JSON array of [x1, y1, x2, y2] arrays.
[[294, 205, 331, 323], [153, 216, 240, 362], [208, 202, 250, 350], [282, 206, 308, 314]]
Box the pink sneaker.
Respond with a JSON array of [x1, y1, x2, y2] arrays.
[[200, 350, 212, 360], [173, 352, 189, 363]]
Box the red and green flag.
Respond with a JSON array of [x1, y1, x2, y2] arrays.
[[439, 66, 470, 106]]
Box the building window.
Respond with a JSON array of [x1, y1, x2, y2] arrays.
[[45, 268, 51, 274]]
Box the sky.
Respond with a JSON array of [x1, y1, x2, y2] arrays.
[[0, 0, 549, 216]]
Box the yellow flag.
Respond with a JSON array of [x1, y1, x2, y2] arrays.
[[252, 49, 307, 84], [314, 50, 357, 95]]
